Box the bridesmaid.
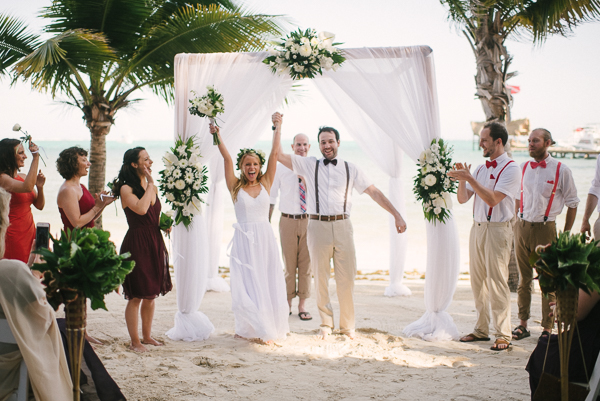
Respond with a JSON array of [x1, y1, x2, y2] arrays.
[[0, 138, 45, 264], [112, 147, 172, 352], [56, 146, 113, 231]]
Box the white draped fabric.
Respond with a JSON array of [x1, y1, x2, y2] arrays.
[[168, 52, 292, 340], [172, 46, 460, 341]]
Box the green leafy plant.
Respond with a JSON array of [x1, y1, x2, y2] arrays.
[[531, 231, 600, 295], [32, 228, 135, 311]]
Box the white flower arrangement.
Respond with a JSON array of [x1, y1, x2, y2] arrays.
[[262, 28, 345, 80], [158, 135, 209, 228], [413, 138, 457, 224], [188, 86, 225, 145]]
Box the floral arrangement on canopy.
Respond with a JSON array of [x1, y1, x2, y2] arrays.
[[263, 28, 345, 80], [188, 86, 225, 145], [413, 138, 457, 224], [159, 135, 209, 228]]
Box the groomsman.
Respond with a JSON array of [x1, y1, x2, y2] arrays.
[[269, 133, 313, 321], [276, 118, 407, 339], [512, 128, 578, 341], [581, 152, 600, 241], [448, 122, 520, 351]]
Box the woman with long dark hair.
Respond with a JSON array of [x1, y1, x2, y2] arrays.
[[112, 147, 172, 352], [210, 112, 289, 344], [0, 138, 45, 263]]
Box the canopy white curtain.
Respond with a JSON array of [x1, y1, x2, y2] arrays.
[[167, 52, 292, 341], [313, 46, 460, 339]]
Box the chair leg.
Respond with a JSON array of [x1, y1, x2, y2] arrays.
[[17, 360, 28, 401]]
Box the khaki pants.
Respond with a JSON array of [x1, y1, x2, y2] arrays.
[[515, 220, 556, 330], [469, 221, 513, 341], [279, 216, 311, 300], [307, 219, 356, 335]]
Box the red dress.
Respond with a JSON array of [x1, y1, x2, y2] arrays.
[[4, 176, 36, 263], [120, 196, 172, 300], [59, 184, 95, 231]]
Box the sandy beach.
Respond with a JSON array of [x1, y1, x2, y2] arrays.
[[80, 273, 545, 401]]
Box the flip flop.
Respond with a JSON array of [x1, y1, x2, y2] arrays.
[[512, 325, 531, 340], [490, 338, 512, 351], [459, 333, 490, 342], [298, 311, 312, 321]]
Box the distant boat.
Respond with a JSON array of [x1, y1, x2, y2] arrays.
[[571, 125, 600, 151]]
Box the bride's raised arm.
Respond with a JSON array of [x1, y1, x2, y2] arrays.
[[263, 112, 282, 191], [211, 124, 237, 193]]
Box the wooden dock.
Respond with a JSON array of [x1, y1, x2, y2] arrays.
[[513, 147, 600, 159]]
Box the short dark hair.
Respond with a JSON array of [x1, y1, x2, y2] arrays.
[[0, 138, 21, 177], [483, 122, 508, 146], [318, 126, 340, 142], [56, 146, 88, 179], [532, 128, 555, 145]]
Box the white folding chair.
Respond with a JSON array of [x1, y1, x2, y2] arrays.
[[0, 318, 29, 401], [585, 351, 600, 401]]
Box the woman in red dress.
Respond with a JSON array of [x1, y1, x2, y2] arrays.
[[0, 138, 45, 264], [112, 147, 172, 352], [56, 146, 113, 231]]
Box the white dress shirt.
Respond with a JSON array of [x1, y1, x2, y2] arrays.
[[466, 152, 520, 223], [269, 163, 304, 214], [291, 155, 372, 215], [519, 155, 579, 222], [588, 156, 600, 213]]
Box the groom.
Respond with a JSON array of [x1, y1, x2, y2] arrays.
[[275, 113, 407, 339]]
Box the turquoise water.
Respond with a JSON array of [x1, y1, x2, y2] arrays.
[[28, 139, 598, 273]]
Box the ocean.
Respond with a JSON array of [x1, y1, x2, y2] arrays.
[[29, 139, 597, 273]]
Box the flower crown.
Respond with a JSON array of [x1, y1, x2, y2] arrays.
[[236, 148, 266, 170]]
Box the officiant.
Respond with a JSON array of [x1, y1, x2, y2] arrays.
[[277, 122, 406, 339]]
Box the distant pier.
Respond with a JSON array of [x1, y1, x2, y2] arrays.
[[513, 147, 599, 159]]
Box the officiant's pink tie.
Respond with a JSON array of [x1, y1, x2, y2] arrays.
[[299, 178, 306, 214]]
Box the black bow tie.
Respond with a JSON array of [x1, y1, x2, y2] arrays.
[[323, 158, 338, 166]]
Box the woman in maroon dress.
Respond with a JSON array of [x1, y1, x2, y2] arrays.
[[112, 147, 172, 352], [0, 138, 45, 264], [56, 146, 113, 231]]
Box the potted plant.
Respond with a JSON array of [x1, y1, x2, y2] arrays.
[[531, 231, 600, 400], [32, 228, 135, 401]]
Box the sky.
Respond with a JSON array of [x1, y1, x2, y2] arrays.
[[1, 0, 599, 143]]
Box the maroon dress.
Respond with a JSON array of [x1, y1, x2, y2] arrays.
[[120, 196, 172, 300], [59, 184, 95, 231]]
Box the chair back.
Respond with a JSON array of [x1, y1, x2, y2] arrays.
[[585, 351, 600, 401], [0, 318, 17, 344]]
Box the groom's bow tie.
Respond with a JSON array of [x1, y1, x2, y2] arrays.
[[485, 160, 497, 169], [324, 158, 338, 166]]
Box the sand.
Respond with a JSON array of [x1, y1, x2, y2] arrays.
[[83, 275, 545, 401]]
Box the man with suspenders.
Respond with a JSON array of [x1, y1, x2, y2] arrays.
[[277, 123, 407, 339], [448, 122, 520, 351], [581, 152, 600, 242], [512, 128, 578, 341]]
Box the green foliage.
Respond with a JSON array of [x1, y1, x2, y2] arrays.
[[531, 231, 600, 296], [31, 228, 135, 311]]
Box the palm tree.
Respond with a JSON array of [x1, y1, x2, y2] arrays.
[[0, 0, 284, 226], [440, 0, 600, 123]]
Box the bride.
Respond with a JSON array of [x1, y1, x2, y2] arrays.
[[211, 112, 289, 343]]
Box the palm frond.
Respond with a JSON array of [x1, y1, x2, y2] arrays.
[[0, 14, 40, 77]]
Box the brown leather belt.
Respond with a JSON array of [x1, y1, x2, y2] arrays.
[[281, 213, 309, 220], [309, 214, 349, 221]]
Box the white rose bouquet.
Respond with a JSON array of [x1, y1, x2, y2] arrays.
[[12, 123, 47, 166], [158, 136, 209, 229], [413, 138, 457, 224], [188, 86, 225, 145], [262, 28, 345, 80]]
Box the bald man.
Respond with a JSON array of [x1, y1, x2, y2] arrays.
[[269, 133, 313, 321]]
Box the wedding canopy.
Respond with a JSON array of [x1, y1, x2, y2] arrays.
[[167, 46, 460, 342]]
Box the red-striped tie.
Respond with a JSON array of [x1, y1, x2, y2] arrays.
[[299, 178, 306, 214]]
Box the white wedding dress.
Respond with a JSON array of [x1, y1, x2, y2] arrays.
[[229, 184, 289, 341]]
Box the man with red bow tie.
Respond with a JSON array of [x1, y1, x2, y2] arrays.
[[448, 122, 520, 351], [512, 128, 578, 342]]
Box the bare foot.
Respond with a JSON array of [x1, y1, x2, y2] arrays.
[[129, 342, 148, 352], [345, 332, 355, 340], [141, 337, 163, 346], [85, 333, 103, 345], [318, 328, 330, 340]]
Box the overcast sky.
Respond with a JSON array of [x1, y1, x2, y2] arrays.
[[1, 0, 599, 143]]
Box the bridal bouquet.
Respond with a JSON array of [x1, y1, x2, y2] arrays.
[[188, 86, 225, 145], [158, 136, 209, 228], [413, 138, 457, 224], [12, 123, 47, 166], [263, 28, 345, 80]]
